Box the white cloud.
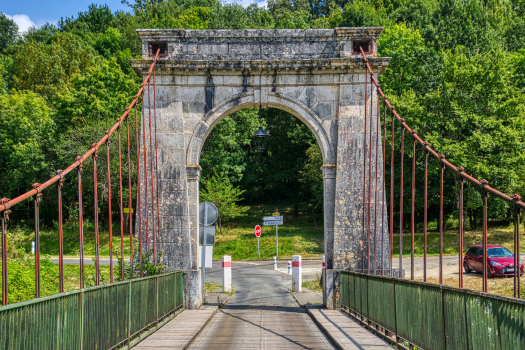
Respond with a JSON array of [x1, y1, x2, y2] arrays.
[[224, 0, 268, 8], [4, 14, 36, 33]]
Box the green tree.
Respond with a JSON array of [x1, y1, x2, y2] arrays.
[[0, 91, 54, 198], [11, 32, 101, 100], [200, 176, 249, 234], [0, 13, 18, 53]]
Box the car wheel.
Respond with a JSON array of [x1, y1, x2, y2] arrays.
[[486, 268, 493, 278], [463, 261, 472, 273]]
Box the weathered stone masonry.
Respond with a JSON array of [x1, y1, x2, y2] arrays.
[[131, 28, 391, 309]]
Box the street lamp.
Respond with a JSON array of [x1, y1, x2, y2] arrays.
[[252, 126, 271, 153]]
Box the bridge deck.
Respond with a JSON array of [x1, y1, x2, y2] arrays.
[[188, 309, 335, 350], [133, 306, 217, 350]]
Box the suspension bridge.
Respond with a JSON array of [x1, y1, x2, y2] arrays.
[[1, 27, 524, 349]]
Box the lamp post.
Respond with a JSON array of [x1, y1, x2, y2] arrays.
[[252, 126, 271, 152]]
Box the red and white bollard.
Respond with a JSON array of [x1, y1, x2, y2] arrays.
[[292, 255, 302, 292], [322, 255, 325, 269], [222, 255, 232, 292]]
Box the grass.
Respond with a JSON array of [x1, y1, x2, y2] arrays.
[[5, 220, 132, 259], [392, 225, 525, 257], [4, 204, 524, 262], [302, 273, 323, 293], [418, 273, 525, 298], [212, 205, 324, 260], [204, 282, 222, 295]]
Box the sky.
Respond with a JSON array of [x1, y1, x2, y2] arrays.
[[2, 0, 264, 32]]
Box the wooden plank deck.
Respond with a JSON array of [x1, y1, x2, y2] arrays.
[[187, 309, 335, 350], [308, 308, 393, 350], [133, 306, 217, 350]]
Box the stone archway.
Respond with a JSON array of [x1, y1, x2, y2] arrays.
[[131, 27, 391, 309]]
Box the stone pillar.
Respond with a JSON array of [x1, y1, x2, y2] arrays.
[[183, 270, 201, 309], [322, 164, 336, 269], [186, 165, 201, 271]]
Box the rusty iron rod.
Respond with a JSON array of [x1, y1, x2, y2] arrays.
[[382, 99, 386, 276], [424, 147, 428, 282], [482, 183, 489, 292], [118, 124, 124, 281], [367, 78, 373, 275], [354, 52, 525, 211], [514, 199, 521, 298], [439, 159, 444, 285], [361, 64, 368, 274], [390, 108, 394, 277], [153, 62, 161, 263], [142, 88, 149, 254], [127, 112, 133, 279], [93, 148, 100, 286], [1, 208, 7, 305], [33, 186, 41, 298], [106, 136, 114, 284], [459, 170, 465, 289], [77, 159, 84, 288], [411, 136, 416, 281], [58, 172, 64, 293], [147, 80, 157, 266], [136, 93, 143, 277], [399, 125, 405, 278], [373, 87, 380, 275]]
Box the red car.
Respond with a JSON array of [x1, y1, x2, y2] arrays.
[[464, 245, 524, 277]]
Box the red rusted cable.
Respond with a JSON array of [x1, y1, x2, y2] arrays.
[[33, 184, 41, 298], [106, 135, 113, 284], [367, 77, 373, 275], [390, 108, 395, 277], [136, 93, 143, 278], [459, 168, 465, 289], [127, 111, 133, 279], [411, 136, 416, 281], [1, 205, 8, 305], [424, 147, 428, 282], [118, 123, 124, 281], [482, 184, 488, 292], [362, 63, 368, 274], [400, 126, 405, 278], [382, 99, 386, 276], [0, 51, 161, 215], [142, 88, 149, 255], [93, 147, 100, 286], [147, 80, 157, 266], [439, 159, 444, 285], [357, 53, 525, 211], [373, 87, 380, 275], [77, 159, 84, 289], [57, 171, 64, 293], [153, 58, 161, 266]]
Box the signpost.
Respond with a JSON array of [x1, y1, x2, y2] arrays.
[[254, 225, 261, 258], [262, 213, 283, 256], [199, 201, 218, 300]]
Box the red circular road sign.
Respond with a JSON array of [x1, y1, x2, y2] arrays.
[[254, 225, 262, 237]]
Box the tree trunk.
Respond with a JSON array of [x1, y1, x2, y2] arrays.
[[294, 192, 299, 218], [219, 216, 223, 235], [312, 203, 316, 224]]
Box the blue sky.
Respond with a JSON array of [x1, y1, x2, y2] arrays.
[[3, 0, 264, 32]]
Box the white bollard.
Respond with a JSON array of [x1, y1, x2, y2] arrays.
[[273, 256, 277, 270], [292, 255, 302, 292], [287, 261, 292, 274], [322, 255, 325, 269], [31, 241, 35, 255], [222, 255, 232, 292]]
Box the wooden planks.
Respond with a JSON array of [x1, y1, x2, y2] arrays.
[[188, 309, 335, 350], [133, 306, 217, 350], [308, 308, 393, 350]]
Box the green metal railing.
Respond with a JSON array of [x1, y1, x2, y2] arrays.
[[340, 271, 525, 350], [0, 271, 184, 350]]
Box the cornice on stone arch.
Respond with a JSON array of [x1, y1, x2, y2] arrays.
[[186, 91, 337, 168]]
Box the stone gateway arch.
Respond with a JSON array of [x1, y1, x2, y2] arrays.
[[131, 28, 391, 309]]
